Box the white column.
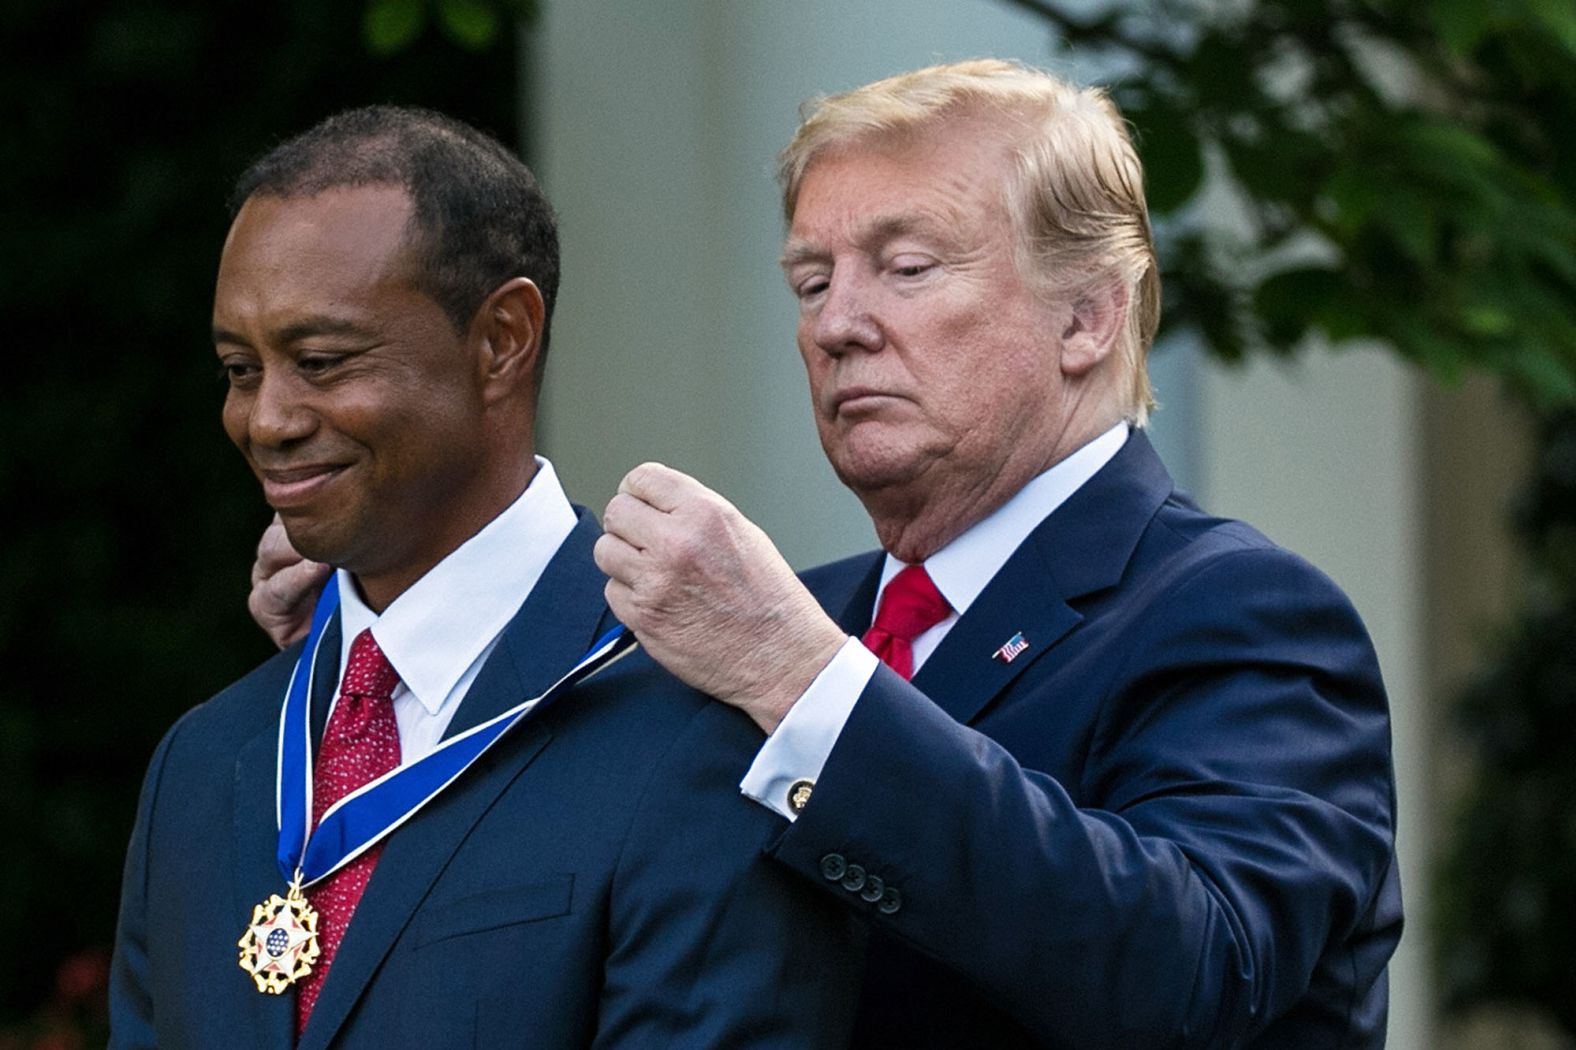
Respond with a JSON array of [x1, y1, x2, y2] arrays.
[[1198, 345, 1432, 1050]]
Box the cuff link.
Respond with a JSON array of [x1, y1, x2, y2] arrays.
[[787, 778, 815, 814]]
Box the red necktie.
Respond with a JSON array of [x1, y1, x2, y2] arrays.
[[861, 565, 951, 680], [295, 629, 402, 1034]]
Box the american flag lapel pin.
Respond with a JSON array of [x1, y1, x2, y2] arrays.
[[992, 631, 1030, 664]]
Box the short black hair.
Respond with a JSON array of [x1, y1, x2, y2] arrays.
[[231, 105, 560, 363]]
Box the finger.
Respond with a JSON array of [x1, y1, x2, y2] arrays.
[[600, 491, 670, 548], [253, 515, 313, 582], [592, 530, 645, 583], [602, 577, 641, 631], [616, 462, 711, 512], [265, 557, 332, 613]]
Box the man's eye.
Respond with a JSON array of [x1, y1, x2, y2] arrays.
[[220, 361, 260, 387], [796, 277, 830, 300], [298, 354, 346, 374], [891, 259, 935, 278]]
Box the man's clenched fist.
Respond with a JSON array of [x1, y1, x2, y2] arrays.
[[594, 463, 847, 733]]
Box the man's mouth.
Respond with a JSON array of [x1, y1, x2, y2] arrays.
[[832, 387, 899, 416], [257, 463, 349, 509]]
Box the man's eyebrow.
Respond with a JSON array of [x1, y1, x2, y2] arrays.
[[779, 213, 963, 271], [212, 316, 375, 347], [779, 240, 827, 271]]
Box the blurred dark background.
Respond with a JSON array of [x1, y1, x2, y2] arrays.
[[0, 2, 522, 1042]]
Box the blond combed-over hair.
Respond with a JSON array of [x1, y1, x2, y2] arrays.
[[779, 59, 1160, 424]]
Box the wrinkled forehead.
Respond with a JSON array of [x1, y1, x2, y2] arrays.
[[783, 118, 1022, 254], [794, 112, 1027, 219], [786, 101, 1026, 215]]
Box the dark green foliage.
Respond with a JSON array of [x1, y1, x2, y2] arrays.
[[1008, 0, 1576, 408], [1434, 413, 1576, 1035], [0, 0, 518, 1028]]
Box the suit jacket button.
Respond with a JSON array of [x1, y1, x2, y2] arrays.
[[859, 874, 885, 903], [840, 863, 867, 893], [820, 853, 847, 882], [878, 886, 902, 915]]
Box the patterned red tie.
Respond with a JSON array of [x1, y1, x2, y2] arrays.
[[295, 628, 402, 1035], [861, 565, 952, 680]]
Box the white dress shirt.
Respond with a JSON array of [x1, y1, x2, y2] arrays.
[[741, 423, 1130, 820], [331, 457, 579, 762]]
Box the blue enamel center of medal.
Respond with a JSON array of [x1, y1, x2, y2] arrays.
[[266, 928, 289, 958]]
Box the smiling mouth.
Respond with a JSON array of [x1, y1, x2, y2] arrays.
[[257, 464, 348, 509]]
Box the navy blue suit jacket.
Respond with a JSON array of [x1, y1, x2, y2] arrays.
[[773, 432, 1402, 1048], [110, 512, 861, 1049]]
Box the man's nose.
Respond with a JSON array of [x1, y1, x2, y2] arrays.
[[812, 273, 883, 355], [247, 370, 316, 448]]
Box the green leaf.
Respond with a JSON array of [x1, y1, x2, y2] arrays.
[[1125, 93, 1205, 214], [438, 0, 500, 49], [1253, 267, 1334, 347], [1430, 0, 1496, 58], [1459, 302, 1516, 338], [363, 0, 426, 56], [1399, 119, 1502, 174], [1531, 0, 1576, 60], [496, 0, 540, 21], [1321, 164, 1384, 239], [1377, 191, 1438, 265], [1508, 340, 1576, 409]]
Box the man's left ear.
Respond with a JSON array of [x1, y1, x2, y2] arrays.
[[474, 277, 546, 402], [1058, 280, 1129, 378]]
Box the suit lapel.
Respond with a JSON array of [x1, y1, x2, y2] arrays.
[[443, 513, 616, 737], [911, 431, 1175, 726], [297, 512, 612, 1050], [911, 541, 1083, 726]]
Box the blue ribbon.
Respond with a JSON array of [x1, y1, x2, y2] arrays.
[[273, 576, 636, 886]]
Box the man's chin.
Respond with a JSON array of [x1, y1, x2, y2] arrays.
[[275, 513, 351, 569], [829, 451, 933, 500]]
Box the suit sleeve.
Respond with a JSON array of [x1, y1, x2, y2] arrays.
[[766, 546, 1398, 1048], [108, 713, 190, 1050], [592, 700, 865, 1048]]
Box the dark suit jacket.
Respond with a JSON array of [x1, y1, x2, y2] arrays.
[[110, 512, 861, 1049], [773, 431, 1402, 1049]]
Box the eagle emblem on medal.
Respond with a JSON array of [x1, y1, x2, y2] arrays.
[[237, 884, 321, 994]]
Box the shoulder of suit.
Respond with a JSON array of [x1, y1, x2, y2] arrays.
[[160, 644, 301, 751], [1140, 495, 1357, 611]]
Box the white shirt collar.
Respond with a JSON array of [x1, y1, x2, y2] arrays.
[[337, 457, 579, 716], [880, 423, 1130, 612]]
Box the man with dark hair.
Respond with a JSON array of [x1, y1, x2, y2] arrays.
[[108, 106, 859, 1050], [228, 106, 560, 360]]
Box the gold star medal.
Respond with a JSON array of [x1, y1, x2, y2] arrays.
[[237, 875, 320, 994]]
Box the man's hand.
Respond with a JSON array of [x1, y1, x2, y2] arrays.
[[249, 514, 332, 649], [595, 464, 848, 734]]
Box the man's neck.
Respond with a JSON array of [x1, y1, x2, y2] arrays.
[[354, 456, 540, 613], [864, 413, 1123, 564]]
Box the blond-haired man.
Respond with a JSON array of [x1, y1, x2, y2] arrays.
[[259, 61, 1402, 1048], [597, 60, 1401, 1048]]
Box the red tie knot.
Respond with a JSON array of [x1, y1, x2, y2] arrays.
[[872, 565, 950, 641], [342, 629, 401, 702]]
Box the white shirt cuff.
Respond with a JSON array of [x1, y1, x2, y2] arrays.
[[740, 636, 880, 821]]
